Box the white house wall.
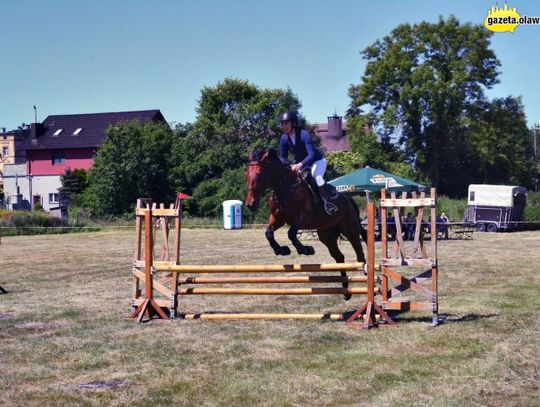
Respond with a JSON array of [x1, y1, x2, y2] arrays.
[[3, 163, 62, 212], [30, 175, 62, 212], [3, 163, 30, 210]]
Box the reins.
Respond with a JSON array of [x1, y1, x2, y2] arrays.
[[248, 160, 301, 197]]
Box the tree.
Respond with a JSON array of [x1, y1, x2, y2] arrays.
[[467, 96, 536, 189], [83, 121, 175, 217], [326, 151, 363, 179], [59, 168, 88, 207], [348, 16, 501, 196], [170, 78, 304, 216]]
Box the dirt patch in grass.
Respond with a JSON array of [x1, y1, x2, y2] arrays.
[[15, 320, 71, 330], [77, 379, 131, 391], [0, 311, 16, 320]]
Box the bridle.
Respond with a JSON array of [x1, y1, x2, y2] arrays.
[[247, 160, 301, 196], [246, 161, 267, 195]]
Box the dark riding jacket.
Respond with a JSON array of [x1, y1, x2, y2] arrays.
[[278, 128, 323, 168]]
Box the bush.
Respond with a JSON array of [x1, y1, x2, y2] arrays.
[[0, 209, 74, 236], [525, 192, 540, 221], [32, 202, 44, 211], [436, 196, 468, 222]]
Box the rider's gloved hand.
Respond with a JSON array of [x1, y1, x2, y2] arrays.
[[291, 163, 303, 172]]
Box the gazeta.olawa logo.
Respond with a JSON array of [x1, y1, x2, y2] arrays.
[[484, 3, 540, 33]]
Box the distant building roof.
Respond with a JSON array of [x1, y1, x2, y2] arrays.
[[18, 109, 167, 150], [313, 115, 350, 152]]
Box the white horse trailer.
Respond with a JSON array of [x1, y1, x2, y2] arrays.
[[465, 184, 527, 232]]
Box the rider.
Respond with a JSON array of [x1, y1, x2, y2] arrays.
[[278, 111, 338, 215]]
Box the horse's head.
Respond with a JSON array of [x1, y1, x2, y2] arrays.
[[245, 148, 281, 212]]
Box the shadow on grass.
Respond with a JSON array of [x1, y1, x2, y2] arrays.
[[385, 312, 498, 325], [170, 310, 499, 326]]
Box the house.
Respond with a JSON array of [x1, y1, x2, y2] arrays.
[[0, 127, 28, 176], [1, 128, 16, 181], [0, 127, 28, 208], [313, 114, 349, 152], [3, 109, 167, 213]]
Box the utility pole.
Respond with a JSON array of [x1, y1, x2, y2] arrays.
[[534, 123, 539, 192], [534, 123, 539, 159]]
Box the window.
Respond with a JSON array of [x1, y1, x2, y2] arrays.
[[2, 146, 7, 157], [52, 151, 66, 165], [49, 193, 59, 204], [73, 128, 82, 135], [469, 191, 475, 202], [53, 129, 63, 136]]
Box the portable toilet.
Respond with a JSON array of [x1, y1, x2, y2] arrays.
[[223, 200, 243, 229]]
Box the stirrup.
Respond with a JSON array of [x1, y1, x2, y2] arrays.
[[323, 200, 338, 215]]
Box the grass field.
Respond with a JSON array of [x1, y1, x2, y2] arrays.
[[0, 228, 539, 406]]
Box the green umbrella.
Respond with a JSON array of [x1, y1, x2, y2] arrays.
[[328, 167, 426, 194]]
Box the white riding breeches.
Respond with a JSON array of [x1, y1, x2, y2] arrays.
[[309, 158, 327, 187]]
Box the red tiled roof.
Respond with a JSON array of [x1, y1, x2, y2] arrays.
[[19, 110, 167, 150], [314, 122, 348, 132], [314, 122, 350, 152]]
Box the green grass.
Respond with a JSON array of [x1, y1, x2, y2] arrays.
[[0, 229, 538, 406]]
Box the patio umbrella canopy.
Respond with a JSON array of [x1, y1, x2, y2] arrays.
[[328, 167, 426, 194]]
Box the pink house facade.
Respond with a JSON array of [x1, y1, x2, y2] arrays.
[[27, 148, 96, 175]]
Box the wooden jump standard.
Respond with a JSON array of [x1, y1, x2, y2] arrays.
[[130, 197, 394, 328], [379, 188, 440, 325]]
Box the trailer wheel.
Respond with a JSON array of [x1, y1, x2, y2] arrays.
[[476, 223, 486, 232], [486, 223, 498, 232]]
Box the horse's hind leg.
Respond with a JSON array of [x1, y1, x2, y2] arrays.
[[340, 221, 366, 264], [342, 197, 367, 263], [317, 227, 350, 301]]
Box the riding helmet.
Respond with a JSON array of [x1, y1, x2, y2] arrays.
[[279, 111, 298, 123]]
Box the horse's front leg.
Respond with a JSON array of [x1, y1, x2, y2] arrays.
[[288, 220, 315, 256], [265, 216, 291, 256]]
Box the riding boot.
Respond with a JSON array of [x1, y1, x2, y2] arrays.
[[318, 184, 338, 215], [302, 171, 322, 209]]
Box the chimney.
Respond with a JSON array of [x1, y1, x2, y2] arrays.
[[31, 123, 43, 138], [327, 114, 342, 138]]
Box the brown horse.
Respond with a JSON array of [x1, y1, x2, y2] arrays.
[[245, 148, 367, 299]]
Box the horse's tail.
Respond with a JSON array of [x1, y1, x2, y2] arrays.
[[346, 195, 368, 243]]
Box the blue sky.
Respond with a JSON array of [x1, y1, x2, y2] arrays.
[[1, 0, 539, 130]]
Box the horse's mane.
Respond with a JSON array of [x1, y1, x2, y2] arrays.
[[249, 147, 282, 164]]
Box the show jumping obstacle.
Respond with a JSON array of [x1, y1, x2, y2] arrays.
[[130, 190, 440, 327]]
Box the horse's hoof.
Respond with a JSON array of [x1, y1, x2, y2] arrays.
[[275, 246, 291, 256], [296, 245, 315, 255], [343, 294, 352, 301]]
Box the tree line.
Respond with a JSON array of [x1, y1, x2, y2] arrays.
[[61, 17, 537, 219]]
